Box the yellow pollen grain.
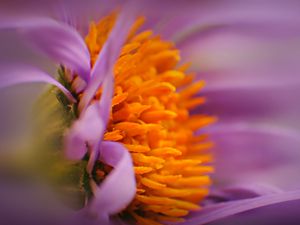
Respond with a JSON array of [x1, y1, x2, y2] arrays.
[[83, 13, 215, 225]]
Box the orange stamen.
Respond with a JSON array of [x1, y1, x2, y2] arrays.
[[83, 13, 215, 225]]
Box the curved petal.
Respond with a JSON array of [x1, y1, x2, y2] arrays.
[[206, 184, 283, 205], [89, 141, 135, 223], [182, 190, 300, 225], [203, 123, 300, 190], [65, 73, 113, 168], [207, 199, 300, 225], [79, 4, 136, 111], [0, 63, 75, 102], [0, 17, 90, 82], [86, 75, 114, 173], [64, 102, 105, 160]]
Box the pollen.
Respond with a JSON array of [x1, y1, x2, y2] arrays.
[[84, 14, 216, 224]]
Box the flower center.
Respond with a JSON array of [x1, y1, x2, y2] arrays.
[[84, 14, 215, 224]]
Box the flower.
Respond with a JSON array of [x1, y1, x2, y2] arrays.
[[1, 0, 300, 225]]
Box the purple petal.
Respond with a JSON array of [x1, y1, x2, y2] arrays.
[[151, 0, 300, 39], [204, 123, 300, 190], [200, 85, 300, 126], [175, 23, 300, 50], [182, 190, 300, 225], [53, 0, 123, 35], [0, 0, 122, 36], [205, 184, 283, 206], [0, 63, 75, 102], [85, 72, 115, 173], [64, 102, 105, 160], [89, 141, 135, 222], [187, 34, 300, 124], [181, 33, 300, 89], [65, 74, 113, 171], [207, 199, 300, 225], [98, 72, 114, 123], [65, 64, 113, 178], [78, 5, 136, 111], [0, 17, 90, 82]]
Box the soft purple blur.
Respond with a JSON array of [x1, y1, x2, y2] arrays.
[[0, 1, 300, 225]]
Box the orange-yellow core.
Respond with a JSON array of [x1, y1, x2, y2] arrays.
[[83, 14, 216, 225]]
